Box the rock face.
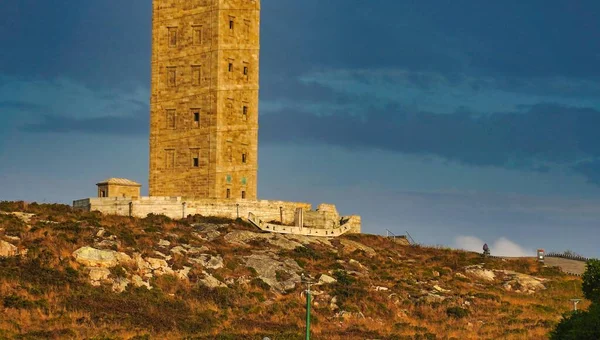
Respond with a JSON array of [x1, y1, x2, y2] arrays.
[[88, 267, 111, 286], [465, 265, 496, 282], [224, 230, 304, 250], [464, 266, 546, 294], [73, 247, 120, 268], [199, 272, 227, 288], [339, 239, 376, 257], [498, 270, 546, 294], [189, 254, 224, 269], [245, 253, 302, 292], [0, 240, 18, 257]]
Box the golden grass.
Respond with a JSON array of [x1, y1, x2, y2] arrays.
[[0, 202, 585, 339]]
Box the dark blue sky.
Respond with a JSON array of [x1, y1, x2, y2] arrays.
[[1, 1, 599, 257]]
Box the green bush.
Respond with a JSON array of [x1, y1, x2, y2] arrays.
[[550, 304, 600, 339], [582, 259, 600, 303], [550, 259, 600, 339]]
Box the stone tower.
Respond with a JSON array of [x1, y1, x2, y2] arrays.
[[149, 0, 260, 200]]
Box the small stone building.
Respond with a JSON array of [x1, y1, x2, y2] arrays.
[[97, 178, 141, 198]]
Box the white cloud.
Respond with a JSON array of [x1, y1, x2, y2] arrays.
[[454, 235, 532, 257]]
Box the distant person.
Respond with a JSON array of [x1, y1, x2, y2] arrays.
[[483, 243, 490, 256]]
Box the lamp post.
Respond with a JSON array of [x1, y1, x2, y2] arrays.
[[301, 274, 314, 340]]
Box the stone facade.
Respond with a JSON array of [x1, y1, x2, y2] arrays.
[[74, 197, 361, 235], [96, 178, 142, 198], [149, 0, 260, 200]]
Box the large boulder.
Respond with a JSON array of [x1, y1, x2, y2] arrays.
[[73, 247, 120, 268], [245, 253, 302, 292], [0, 240, 17, 257]]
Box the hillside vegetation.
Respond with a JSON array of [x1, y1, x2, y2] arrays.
[[0, 201, 585, 339]]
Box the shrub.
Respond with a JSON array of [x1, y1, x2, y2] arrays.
[[582, 259, 600, 303], [251, 278, 271, 291], [0, 214, 28, 235], [446, 307, 470, 319], [292, 246, 322, 261], [3, 295, 49, 312]]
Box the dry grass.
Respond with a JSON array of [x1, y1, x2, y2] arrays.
[[0, 201, 584, 339]]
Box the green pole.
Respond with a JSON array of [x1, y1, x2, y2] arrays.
[[305, 288, 311, 340]]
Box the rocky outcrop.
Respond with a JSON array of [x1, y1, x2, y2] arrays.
[[498, 270, 546, 294], [87, 267, 111, 286], [465, 265, 496, 282], [73, 246, 131, 268], [189, 254, 224, 269], [464, 265, 546, 294], [0, 240, 18, 257], [199, 271, 227, 288], [245, 253, 302, 292], [339, 239, 376, 257], [224, 230, 304, 250]]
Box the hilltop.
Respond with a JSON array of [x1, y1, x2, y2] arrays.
[[0, 201, 585, 339]]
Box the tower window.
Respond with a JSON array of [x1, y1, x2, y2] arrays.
[[242, 153, 247, 163], [226, 188, 231, 198], [166, 149, 175, 169], [193, 157, 199, 167], [228, 63, 233, 72], [168, 27, 178, 47], [193, 25, 203, 45], [192, 65, 202, 86], [229, 17, 235, 30], [242, 191, 246, 199], [193, 111, 200, 127], [243, 66, 248, 75], [166, 109, 176, 129], [167, 67, 177, 87], [242, 106, 248, 120]]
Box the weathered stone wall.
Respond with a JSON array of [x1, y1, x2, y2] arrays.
[[99, 184, 141, 199], [149, 0, 260, 200], [74, 197, 310, 225], [73, 196, 361, 235]]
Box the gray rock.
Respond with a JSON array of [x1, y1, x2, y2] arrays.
[[245, 253, 302, 292], [317, 274, 337, 285], [73, 247, 119, 268], [224, 230, 303, 250], [189, 254, 224, 269], [199, 271, 227, 288]]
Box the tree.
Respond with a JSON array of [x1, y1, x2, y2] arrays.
[[582, 259, 600, 303], [550, 260, 600, 340]]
